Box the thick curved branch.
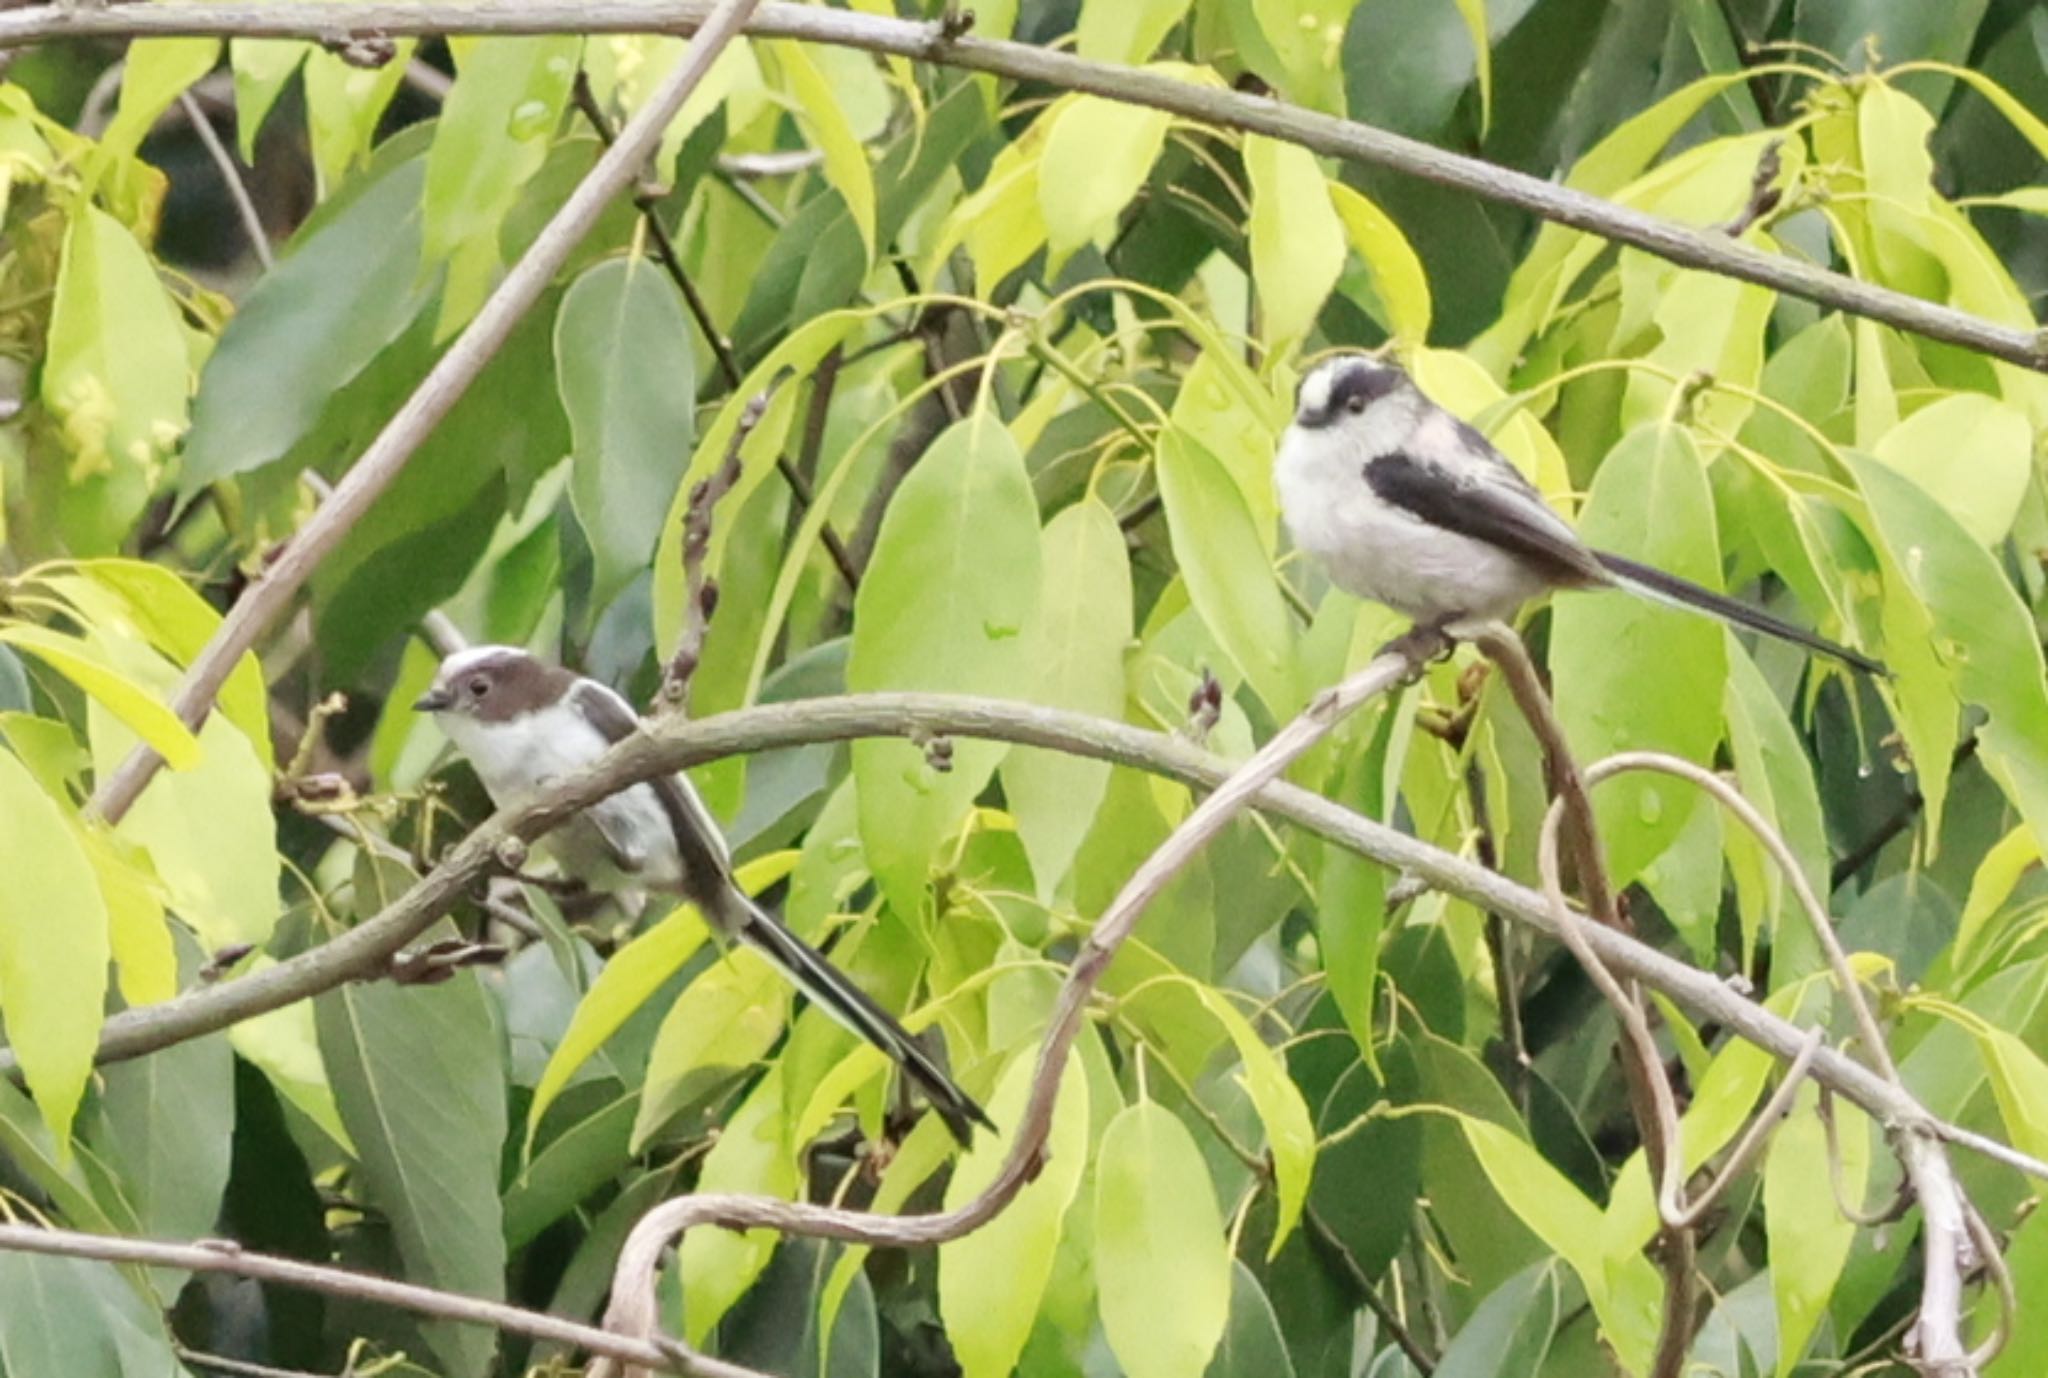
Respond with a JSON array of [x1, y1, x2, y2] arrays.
[[0, 1223, 762, 1378], [85, 0, 766, 826], [9, 691, 2044, 1191], [0, 3, 2040, 372]]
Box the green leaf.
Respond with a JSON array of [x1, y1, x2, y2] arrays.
[[1850, 453, 2048, 860], [1096, 1101, 1233, 1378], [1039, 94, 1172, 258], [1245, 136, 1345, 348], [631, 947, 789, 1150], [1207, 1261, 1296, 1378], [1157, 429, 1297, 720], [847, 414, 1041, 917], [0, 624, 199, 771], [85, 1030, 233, 1300], [555, 257, 697, 607], [1175, 981, 1314, 1254], [1329, 183, 1432, 344], [226, 961, 352, 1151], [86, 650, 279, 953], [1872, 393, 2032, 546], [1249, 0, 1350, 111], [97, 39, 221, 168], [317, 965, 506, 1378], [230, 39, 308, 160], [43, 206, 190, 495], [1723, 646, 1827, 970], [1954, 825, 2043, 967], [939, 1043, 1089, 1378], [527, 904, 708, 1147], [678, 1069, 802, 1343], [1078, 0, 1193, 62], [0, 1253, 185, 1377], [1551, 424, 1727, 888], [1975, 1027, 2048, 1163], [769, 40, 877, 261], [1436, 1263, 1559, 1378], [1001, 499, 1132, 900], [1765, 1086, 1867, 1375], [47, 561, 273, 768], [422, 35, 580, 273], [305, 42, 417, 187], [0, 746, 109, 1149], [182, 152, 434, 494], [1449, 0, 1492, 136], [1455, 1114, 1662, 1371]]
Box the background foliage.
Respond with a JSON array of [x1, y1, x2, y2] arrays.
[[1, 0, 2046, 1375]]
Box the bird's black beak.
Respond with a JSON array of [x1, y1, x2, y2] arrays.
[[412, 686, 454, 713]]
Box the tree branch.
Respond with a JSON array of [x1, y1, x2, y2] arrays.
[[2, 1, 2040, 372], [84, 0, 767, 827], [0, 1223, 764, 1378], [9, 691, 2045, 1190]]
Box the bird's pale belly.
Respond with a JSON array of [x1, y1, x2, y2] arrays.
[[1282, 475, 1546, 625]]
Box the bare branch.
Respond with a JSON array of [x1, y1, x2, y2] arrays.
[[1, 2, 2040, 371], [179, 89, 272, 271], [4, 690, 2039, 1188], [0, 1223, 763, 1378], [86, 0, 768, 827]]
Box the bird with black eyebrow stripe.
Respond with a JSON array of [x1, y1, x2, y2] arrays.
[[414, 646, 993, 1145], [1274, 353, 1884, 675]]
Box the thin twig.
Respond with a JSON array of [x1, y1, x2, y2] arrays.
[[0, 1223, 760, 1378], [1306, 1204, 1437, 1375], [179, 89, 273, 270], [175, 1346, 329, 1378], [655, 383, 767, 714], [1831, 736, 1982, 889], [86, 0, 769, 828], [4, 2, 2042, 369]]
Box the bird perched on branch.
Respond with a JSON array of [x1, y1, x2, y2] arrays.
[[415, 646, 991, 1144], [1274, 353, 1884, 675]]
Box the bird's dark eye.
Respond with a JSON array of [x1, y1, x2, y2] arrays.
[[467, 677, 490, 698], [1346, 393, 1369, 413]]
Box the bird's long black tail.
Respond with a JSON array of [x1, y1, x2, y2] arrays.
[[1595, 551, 1886, 676], [711, 889, 992, 1145]]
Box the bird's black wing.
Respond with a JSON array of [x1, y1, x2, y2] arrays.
[[567, 680, 732, 895], [1363, 449, 1610, 588]]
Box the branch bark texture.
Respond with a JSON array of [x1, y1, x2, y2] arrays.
[[3, 1, 2039, 372]]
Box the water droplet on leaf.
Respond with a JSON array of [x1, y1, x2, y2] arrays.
[[507, 100, 553, 140]]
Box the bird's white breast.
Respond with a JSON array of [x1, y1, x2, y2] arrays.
[[1274, 410, 1549, 626]]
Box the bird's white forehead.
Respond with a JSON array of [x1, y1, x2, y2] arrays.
[[436, 644, 529, 681], [1296, 359, 1344, 418]]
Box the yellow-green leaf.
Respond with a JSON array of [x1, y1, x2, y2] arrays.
[[1873, 393, 2032, 546], [1001, 499, 1132, 901], [1451, 0, 1492, 135], [939, 1043, 1090, 1378], [847, 414, 1042, 917], [43, 207, 191, 489], [769, 39, 876, 261], [0, 747, 110, 1149], [1955, 826, 2043, 965], [97, 39, 221, 169], [1095, 1101, 1232, 1378], [526, 905, 709, 1148], [1039, 94, 1171, 258], [631, 947, 788, 1151], [1077, 0, 1194, 63], [1977, 1028, 2048, 1163], [422, 36, 580, 267], [304, 41, 415, 187], [1765, 1086, 1867, 1375], [76, 826, 176, 1009], [1175, 980, 1313, 1255], [0, 624, 199, 771], [1330, 183, 1432, 344], [1156, 429, 1297, 719], [1245, 136, 1344, 348], [678, 1070, 801, 1343]]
